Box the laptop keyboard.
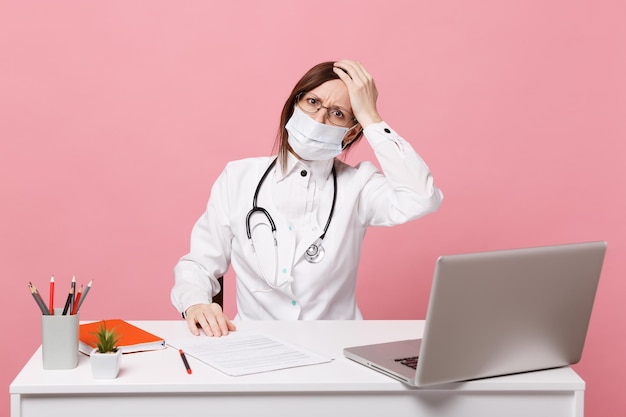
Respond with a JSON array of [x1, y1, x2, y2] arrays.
[[395, 356, 419, 369]]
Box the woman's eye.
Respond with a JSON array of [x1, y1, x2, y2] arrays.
[[307, 97, 319, 106], [332, 109, 345, 119]]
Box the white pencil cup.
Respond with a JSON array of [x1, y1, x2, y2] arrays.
[[41, 308, 79, 369]]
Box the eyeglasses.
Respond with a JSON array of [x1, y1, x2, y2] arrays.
[[296, 93, 357, 127]]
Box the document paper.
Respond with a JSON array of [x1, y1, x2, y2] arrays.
[[167, 331, 332, 376]]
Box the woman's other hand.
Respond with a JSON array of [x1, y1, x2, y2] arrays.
[[184, 303, 237, 336]]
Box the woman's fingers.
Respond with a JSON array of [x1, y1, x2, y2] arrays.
[[185, 303, 235, 337], [333, 60, 382, 127]]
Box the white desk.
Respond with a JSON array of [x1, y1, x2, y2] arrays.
[[10, 320, 584, 417]]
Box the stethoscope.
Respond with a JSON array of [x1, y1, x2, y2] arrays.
[[245, 158, 337, 287]]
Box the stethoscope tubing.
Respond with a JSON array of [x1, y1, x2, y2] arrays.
[[246, 159, 278, 240], [246, 157, 337, 268]]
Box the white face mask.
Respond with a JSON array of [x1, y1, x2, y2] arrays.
[[286, 106, 349, 161]]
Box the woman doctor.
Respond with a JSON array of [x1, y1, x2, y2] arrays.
[[171, 60, 443, 336]]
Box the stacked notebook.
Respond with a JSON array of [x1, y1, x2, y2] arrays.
[[79, 319, 166, 355]]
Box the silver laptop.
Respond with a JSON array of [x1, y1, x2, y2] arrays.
[[344, 241, 607, 386]]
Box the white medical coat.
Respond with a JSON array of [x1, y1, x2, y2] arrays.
[[171, 122, 443, 320]]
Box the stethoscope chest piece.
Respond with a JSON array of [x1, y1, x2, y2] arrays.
[[304, 239, 325, 263]]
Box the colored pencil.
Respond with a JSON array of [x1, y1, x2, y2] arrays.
[[28, 283, 49, 315], [71, 285, 83, 315], [62, 286, 74, 315], [75, 279, 92, 313], [69, 275, 76, 313], [49, 276, 55, 315]]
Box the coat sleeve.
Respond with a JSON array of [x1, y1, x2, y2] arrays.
[[170, 166, 234, 314], [357, 122, 443, 227]]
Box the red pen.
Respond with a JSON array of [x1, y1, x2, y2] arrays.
[[179, 349, 192, 374]]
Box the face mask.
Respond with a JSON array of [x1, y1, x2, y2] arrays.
[[286, 106, 349, 161]]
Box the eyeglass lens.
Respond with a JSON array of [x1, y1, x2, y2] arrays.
[[297, 94, 355, 127]]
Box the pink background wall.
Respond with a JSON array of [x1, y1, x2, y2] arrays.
[[2, 1, 624, 415]]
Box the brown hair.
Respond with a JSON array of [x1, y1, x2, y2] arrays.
[[273, 61, 363, 169]]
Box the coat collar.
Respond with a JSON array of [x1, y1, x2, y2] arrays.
[[275, 152, 334, 185]]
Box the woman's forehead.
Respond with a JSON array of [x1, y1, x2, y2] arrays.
[[307, 80, 351, 109]]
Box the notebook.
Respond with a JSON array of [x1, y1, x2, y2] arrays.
[[344, 241, 607, 386], [79, 319, 166, 355]]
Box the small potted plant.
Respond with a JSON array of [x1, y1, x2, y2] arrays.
[[90, 321, 122, 379]]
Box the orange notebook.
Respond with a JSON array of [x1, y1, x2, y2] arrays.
[[79, 319, 166, 355]]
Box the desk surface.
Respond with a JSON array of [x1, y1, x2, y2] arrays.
[[11, 320, 585, 417]]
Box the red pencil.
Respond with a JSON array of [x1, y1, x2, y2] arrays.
[[71, 285, 83, 315], [75, 279, 92, 313], [49, 276, 55, 315]]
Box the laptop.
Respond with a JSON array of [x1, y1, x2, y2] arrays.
[[344, 241, 607, 386]]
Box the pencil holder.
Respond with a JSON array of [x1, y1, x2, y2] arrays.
[[41, 308, 79, 369]]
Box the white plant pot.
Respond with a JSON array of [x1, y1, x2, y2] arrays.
[[90, 348, 122, 379]]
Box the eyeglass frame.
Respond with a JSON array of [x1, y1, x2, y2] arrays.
[[295, 92, 358, 128]]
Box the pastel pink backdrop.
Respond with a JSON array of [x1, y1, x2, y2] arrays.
[[1, 1, 624, 415]]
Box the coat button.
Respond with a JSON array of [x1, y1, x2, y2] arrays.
[[384, 128, 391, 133], [300, 170, 308, 177]]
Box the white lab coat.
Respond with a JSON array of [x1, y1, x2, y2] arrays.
[[171, 122, 443, 320]]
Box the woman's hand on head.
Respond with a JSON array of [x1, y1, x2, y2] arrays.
[[184, 303, 237, 337], [333, 60, 383, 128]]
